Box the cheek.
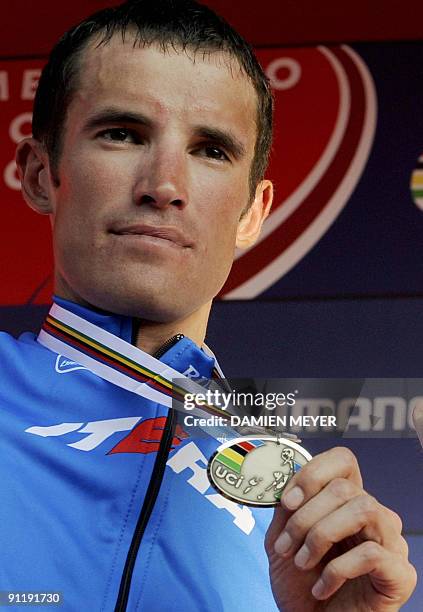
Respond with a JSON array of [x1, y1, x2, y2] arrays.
[[68, 161, 118, 202], [61, 146, 134, 204], [199, 197, 244, 275], [54, 158, 130, 234], [204, 183, 247, 243]]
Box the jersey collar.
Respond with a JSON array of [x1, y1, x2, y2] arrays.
[[52, 296, 217, 379]]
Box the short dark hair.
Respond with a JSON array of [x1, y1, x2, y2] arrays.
[[32, 0, 273, 197]]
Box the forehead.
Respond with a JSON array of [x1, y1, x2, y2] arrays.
[[68, 35, 258, 143]]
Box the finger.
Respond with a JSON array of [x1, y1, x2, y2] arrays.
[[274, 477, 362, 557], [281, 447, 363, 511], [265, 505, 291, 558], [292, 494, 408, 571], [311, 542, 417, 603]]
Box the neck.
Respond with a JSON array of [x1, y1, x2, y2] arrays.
[[54, 281, 212, 355], [133, 301, 212, 355]]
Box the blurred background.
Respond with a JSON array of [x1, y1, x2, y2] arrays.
[[0, 1, 422, 608]]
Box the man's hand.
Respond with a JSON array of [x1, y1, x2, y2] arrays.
[[265, 447, 417, 611]]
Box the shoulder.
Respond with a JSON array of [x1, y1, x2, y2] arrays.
[[0, 329, 53, 382], [0, 328, 42, 354], [0, 329, 28, 360]]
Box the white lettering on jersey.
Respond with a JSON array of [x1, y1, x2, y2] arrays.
[[182, 365, 201, 379], [167, 441, 255, 535], [25, 417, 255, 533], [67, 417, 142, 451], [26, 422, 84, 437], [26, 416, 142, 451]]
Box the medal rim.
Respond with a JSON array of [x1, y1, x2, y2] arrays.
[[207, 436, 312, 508]]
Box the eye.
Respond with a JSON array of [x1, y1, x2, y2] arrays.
[[204, 146, 229, 161], [98, 128, 140, 144], [196, 144, 230, 161]]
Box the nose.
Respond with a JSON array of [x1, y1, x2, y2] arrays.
[[133, 144, 188, 209]]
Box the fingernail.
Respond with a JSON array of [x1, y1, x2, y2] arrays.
[[312, 578, 326, 599], [295, 545, 310, 569], [274, 531, 292, 555], [283, 486, 304, 509]]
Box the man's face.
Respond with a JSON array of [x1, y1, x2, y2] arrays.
[[43, 37, 265, 321]]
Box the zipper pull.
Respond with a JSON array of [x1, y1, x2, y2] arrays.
[[153, 334, 185, 359]]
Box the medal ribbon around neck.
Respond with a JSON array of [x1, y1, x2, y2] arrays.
[[37, 303, 231, 421]]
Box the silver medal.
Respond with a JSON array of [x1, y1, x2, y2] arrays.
[[207, 436, 312, 507]]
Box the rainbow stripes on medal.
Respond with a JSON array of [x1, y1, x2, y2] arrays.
[[215, 439, 265, 473]]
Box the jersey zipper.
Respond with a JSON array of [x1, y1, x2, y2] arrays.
[[114, 334, 184, 612]]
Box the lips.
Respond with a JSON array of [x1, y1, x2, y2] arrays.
[[111, 224, 192, 248]]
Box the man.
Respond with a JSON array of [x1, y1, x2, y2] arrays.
[[0, 0, 415, 609]]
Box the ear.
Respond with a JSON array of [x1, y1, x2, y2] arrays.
[[15, 138, 55, 215], [236, 179, 273, 249]]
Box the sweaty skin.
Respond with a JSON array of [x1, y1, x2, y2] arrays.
[[16, 36, 416, 611]]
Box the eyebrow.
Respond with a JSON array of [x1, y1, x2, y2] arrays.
[[194, 126, 246, 160], [83, 108, 153, 131]]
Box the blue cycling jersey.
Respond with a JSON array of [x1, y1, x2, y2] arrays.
[[0, 297, 279, 611]]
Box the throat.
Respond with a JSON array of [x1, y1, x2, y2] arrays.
[[132, 320, 182, 355], [132, 302, 211, 355]]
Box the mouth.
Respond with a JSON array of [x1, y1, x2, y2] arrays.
[[110, 224, 193, 249]]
